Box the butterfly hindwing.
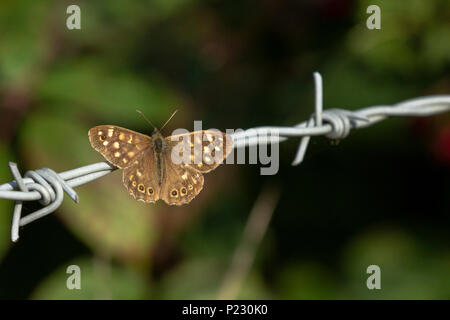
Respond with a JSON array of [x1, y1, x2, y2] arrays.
[[123, 150, 161, 203], [160, 161, 204, 206], [88, 125, 151, 168]]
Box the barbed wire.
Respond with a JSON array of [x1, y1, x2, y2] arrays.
[[1, 72, 449, 242]]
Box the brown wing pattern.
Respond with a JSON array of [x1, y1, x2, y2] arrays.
[[88, 125, 151, 168], [160, 161, 204, 206], [167, 130, 233, 173], [89, 126, 232, 206], [122, 150, 161, 203]]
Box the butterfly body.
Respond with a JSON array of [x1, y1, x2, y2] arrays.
[[150, 130, 167, 187], [88, 125, 233, 206]]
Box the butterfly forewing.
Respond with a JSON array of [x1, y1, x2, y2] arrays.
[[88, 125, 151, 168], [167, 130, 233, 173]]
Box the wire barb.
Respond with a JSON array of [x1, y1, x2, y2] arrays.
[[1, 162, 116, 242], [1, 72, 449, 242]]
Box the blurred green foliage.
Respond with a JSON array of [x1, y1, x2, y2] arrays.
[[0, 145, 13, 260], [0, 0, 449, 299], [32, 256, 151, 299]]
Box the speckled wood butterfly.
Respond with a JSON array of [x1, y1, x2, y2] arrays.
[[88, 123, 233, 206]]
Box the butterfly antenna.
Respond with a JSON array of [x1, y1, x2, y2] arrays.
[[136, 109, 157, 130], [160, 109, 179, 132]]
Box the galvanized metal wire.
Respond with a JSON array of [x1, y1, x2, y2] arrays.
[[1, 72, 449, 242]]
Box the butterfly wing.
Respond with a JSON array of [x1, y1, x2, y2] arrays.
[[123, 149, 161, 203], [167, 130, 233, 173], [88, 125, 151, 168], [160, 160, 204, 206], [160, 130, 232, 205]]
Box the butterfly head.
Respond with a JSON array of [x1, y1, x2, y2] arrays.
[[152, 127, 160, 134], [151, 128, 163, 138]]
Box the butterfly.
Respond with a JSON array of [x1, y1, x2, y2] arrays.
[[88, 122, 233, 206]]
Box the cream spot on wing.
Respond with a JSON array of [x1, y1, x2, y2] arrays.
[[113, 142, 120, 149], [98, 131, 103, 135], [137, 170, 142, 177], [108, 129, 114, 137], [122, 158, 128, 164], [207, 134, 213, 142], [103, 141, 109, 146], [215, 146, 220, 151], [119, 133, 125, 141], [114, 152, 120, 157], [192, 177, 197, 184], [197, 163, 203, 168], [129, 174, 134, 181], [127, 135, 133, 143], [128, 151, 135, 158], [182, 172, 188, 180], [204, 156, 211, 163]]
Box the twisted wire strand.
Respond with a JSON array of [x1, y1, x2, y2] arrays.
[[2, 162, 116, 241], [1, 72, 449, 242]]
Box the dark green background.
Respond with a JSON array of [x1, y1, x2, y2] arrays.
[[0, 0, 449, 299]]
